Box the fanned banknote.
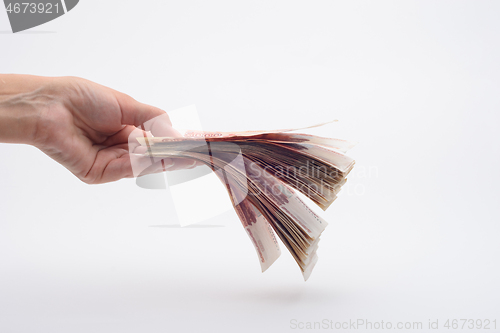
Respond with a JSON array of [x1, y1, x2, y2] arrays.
[[136, 127, 355, 280]]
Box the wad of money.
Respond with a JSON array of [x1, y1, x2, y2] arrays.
[[135, 125, 356, 280]]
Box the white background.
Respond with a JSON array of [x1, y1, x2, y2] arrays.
[[1, 1, 499, 332]]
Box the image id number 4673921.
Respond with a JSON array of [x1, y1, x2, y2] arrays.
[[443, 319, 497, 330], [6, 2, 61, 14]]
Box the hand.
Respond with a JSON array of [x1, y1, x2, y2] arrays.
[[0, 75, 198, 184]]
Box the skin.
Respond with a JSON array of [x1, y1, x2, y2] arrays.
[[0, 74, 199, 184]]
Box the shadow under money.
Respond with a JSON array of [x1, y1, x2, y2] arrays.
[[215, 286, 340, 305]]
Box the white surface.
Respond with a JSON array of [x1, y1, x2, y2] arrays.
[[170, 171, 232, 226], [1, 1, 499, 332]]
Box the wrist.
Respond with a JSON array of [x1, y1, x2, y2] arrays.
[[0, 75, 62, 146]]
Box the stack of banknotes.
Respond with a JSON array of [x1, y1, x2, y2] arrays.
[[136, 125, 355, 280]]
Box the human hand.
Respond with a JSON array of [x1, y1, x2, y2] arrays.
[[0, 75, 199, 184]]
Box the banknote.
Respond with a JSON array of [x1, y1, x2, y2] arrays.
[[135, 128, 355, 280]]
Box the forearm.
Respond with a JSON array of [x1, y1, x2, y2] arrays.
[[0, 74, 56, 145]]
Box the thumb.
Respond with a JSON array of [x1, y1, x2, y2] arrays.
[[115, 92, 169, 128]]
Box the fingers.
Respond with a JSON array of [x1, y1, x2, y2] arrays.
[[130, 154, 199, 176], [107, 91, 204, 177], [135, 157, 198, 175], [146, 113, 178, 136], [166, 158, 199, 170], [104, 156, 199, 183], [79, 144, 132, 184], [114, 92, 179, 140], [139, 112, 180, 138], [81, 145, 205, 184], [115, 91, 170, 128], [100, 125, 149, 148], [80, 147, 171, 184], [98, 125, 202, 177]]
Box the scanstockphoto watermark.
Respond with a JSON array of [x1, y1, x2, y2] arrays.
[[290, 319, 423, 330], [258, 163, 380, 198], [247, 161, 379, 199], [289, 318, 498, 330]]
